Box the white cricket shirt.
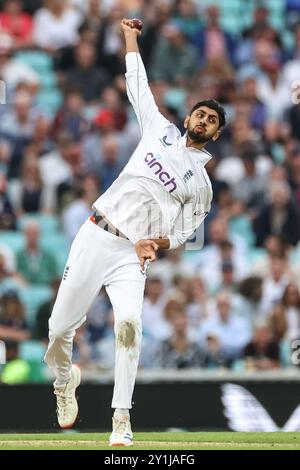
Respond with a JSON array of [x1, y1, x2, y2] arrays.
[[93, 52, 213, 249]]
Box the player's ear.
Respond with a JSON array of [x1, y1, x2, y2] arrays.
[[184, 115, 190, 129], [212, 129, 221, 141]]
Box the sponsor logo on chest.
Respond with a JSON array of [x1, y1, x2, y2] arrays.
[[144, 152, 177, 193]]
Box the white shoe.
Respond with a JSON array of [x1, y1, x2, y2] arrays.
[[109, 413, 133, 446], [54, 365, 81, 429]]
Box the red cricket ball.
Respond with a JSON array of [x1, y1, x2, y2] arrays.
[[131, 18, 143, 31]]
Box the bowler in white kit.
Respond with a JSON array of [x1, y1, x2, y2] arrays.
[[44, 18, 226, 446]]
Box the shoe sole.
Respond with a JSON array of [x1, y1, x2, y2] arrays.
[[59, 365, 81, 429], [109, 442, 133, 447]]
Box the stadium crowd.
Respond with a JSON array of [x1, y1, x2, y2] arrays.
[[0, 0, 300, 382]]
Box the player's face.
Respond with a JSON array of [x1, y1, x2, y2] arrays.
[[184, 106, 220, 144]]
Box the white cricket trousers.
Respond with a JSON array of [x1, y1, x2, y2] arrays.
[[44, 218, 146, 409]]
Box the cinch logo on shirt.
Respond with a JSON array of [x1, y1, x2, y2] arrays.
[[144, 152, 177, 193]]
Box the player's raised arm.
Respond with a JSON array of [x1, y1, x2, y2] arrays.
[[120, 18, 169, 134]]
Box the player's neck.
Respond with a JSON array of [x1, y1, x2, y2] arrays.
[[186, 136, 207, 151]]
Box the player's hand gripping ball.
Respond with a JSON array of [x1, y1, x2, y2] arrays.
[[131, 18, 143, 31]]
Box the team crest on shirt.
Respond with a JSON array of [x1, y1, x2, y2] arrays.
[[159, 135, 172, 147], [183, 169, 194, 183]]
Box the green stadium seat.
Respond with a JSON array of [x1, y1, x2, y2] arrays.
[[41, 233, 70, 274], [39, 72, 58, 89], [14, 50, 54, 73], [20, 285, 52, 328], [0, 231, 24, 254], [19, 340, 46, 362], [35, 89, 63, 117], [229, 216, 255, 247], [247, 247, 266, 265], [17, 214, 61, 235]]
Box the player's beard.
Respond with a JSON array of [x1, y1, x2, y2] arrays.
[[187, 127, 211, 144]]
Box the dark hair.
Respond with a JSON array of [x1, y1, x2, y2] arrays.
[[189, 99, 226, 129]]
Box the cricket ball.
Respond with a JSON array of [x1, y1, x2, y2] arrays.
[[131, 18, 143, 31]]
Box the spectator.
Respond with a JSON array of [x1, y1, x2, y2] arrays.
[[16, 220, 58, 284], [253, 181, 300, 247], [0, 289, 30, 342], [0, 33, 39, 93], [233, 145, 268, 214], [154, 308, 204, 369], [192, 5, 236, 66], [199, 291, 251, 361], [243, 322, 280, 370], [9, 154, 49, 214], [143, 277, 170, 340], [0, 173, 16, 230], [270, 282, 300, 342], [39, 132, 75, 211], [34, 278, 60, 342], [52, 89, 89, 142], [150, 22, 198, 85], [62, 174, 99, 243], [33, 0, 82, 50], [64, 41, 109, 103], [0, 91, 41, 141], [0, 0, 33, 49]]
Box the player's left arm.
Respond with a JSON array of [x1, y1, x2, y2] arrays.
[[135, 193, 211, 268], [168, 195, 211, 250]]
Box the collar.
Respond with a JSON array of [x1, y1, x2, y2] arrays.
[[179, 133, 213, 166]]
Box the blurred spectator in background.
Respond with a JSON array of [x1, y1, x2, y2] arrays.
[[143, 277, 170, 340], [243, 321, 280, 370], [82, 108, 118, 174], [0, 0, 33, 49], [95, 3, 125, 78], [192, 5, 236, 66], [185, 276, 209, 329], [193, 217, 248, 292], [150, 22, 198, 85], [155, 308, 204, 369], [253, 181, 300, 247], [0, 172, 16, 229], [236, 276, 265, 329], [260, 254, 291, 314], [34, 277, 60, 342], [270, 282, 300, 343], [287, 99, 300, 141], [149, 246, 191, 288], [62, 173, 99, 242], [0, 32, 39, 94], [96, 133, 124, 191], [33, 0, 82, 51], [52, 89, 89, 142], [202, 334, 227, 369], [140, 1, 172, 68], [233, 144, 268, 215], [0, 289, 30, 342], [16, 220, 58, 284], [9, 153, 49, 214], [199, 290, 251, 362], [0, 91, 41, 142], [63, 41, 109, 103], [39, 132, 76, 211]]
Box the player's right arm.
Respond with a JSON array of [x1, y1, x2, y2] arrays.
[[120, 19, 169, 134]]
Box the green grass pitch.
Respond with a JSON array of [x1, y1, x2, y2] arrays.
[[0, 432, 299, 450]]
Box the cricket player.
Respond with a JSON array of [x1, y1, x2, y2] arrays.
[[44, 18, 226, 446]]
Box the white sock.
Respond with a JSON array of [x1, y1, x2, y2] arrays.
[[115, 408, 129, 416]]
